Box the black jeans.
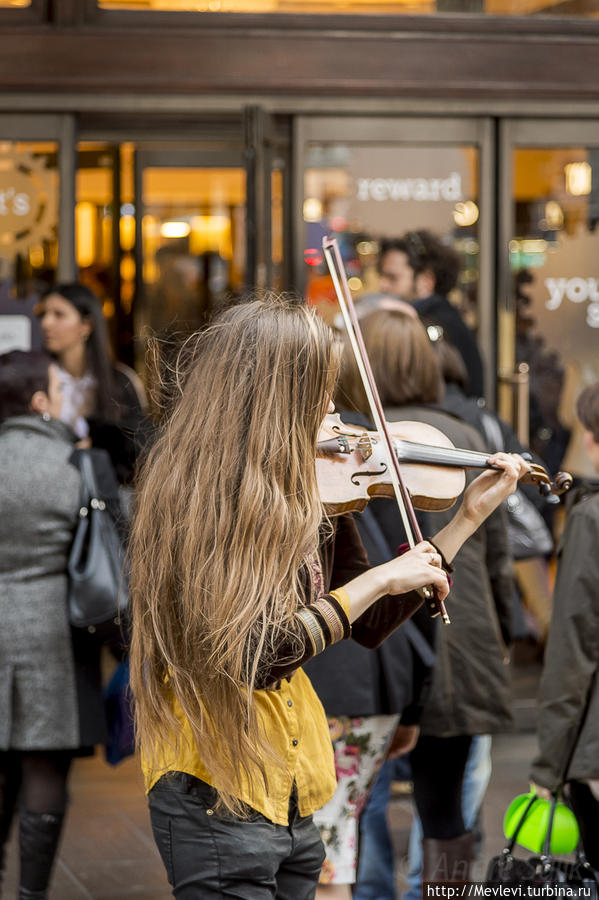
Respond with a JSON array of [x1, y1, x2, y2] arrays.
[[148, 773, 325, 899], [410, 734, 473, 840]]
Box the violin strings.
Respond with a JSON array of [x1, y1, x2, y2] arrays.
[[391, 440, 495, 470]]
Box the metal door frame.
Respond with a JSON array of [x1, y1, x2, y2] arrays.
[[293, 115, 497, 404]]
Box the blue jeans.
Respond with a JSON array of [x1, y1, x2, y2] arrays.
[[353, 756, 411, 900], [354, 736, 491, 900]]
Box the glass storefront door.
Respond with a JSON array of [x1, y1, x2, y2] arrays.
[[295, 116, 495, 400], [134, 147, 247, 355], [73, 113, 286, 369], [499, 120, 599, 478], [0, 115, 74, 354]]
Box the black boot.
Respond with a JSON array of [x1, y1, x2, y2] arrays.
[[0, 761, 21, 898], [422, 831, 474, 892], [18, 808, 65, 900]]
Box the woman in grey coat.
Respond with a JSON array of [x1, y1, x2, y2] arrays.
[[0, 350, 112, 900]]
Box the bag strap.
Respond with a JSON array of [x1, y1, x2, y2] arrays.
[[357, 507, 435, 668], [539, 793, 559, 864], [504, 794, 539, 854], [73, 450, 105, 510]]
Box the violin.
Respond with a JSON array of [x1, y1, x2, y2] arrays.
[[321, 235, 572, 625], [316, 413, 573, 516]]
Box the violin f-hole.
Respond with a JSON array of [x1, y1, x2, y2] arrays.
[[351, 463, 388, 486]]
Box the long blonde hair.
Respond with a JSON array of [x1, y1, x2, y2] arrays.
[[129, 295, 338, 815]]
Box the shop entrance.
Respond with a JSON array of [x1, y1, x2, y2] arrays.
[[73, 111, 285, 369], [295, 114, 599, 477], [0, 107, 287, 362], [2, 110, 599, 478], [133, 147, 247, 367]]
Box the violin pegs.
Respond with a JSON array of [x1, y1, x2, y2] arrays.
[[554, 471, 573, 494]]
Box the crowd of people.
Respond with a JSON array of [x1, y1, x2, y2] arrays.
[[0, 230, 598, 900]]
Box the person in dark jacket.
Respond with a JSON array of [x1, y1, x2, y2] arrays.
[[531, 382, 599, 869], [0, 350, 122, 900], [38, 282, 149, 483], [338, 308, 515, 890], [428, 328, 556, 642], [379, 230, 485, 398]]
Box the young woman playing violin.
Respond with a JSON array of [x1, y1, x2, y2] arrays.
[[129, 294, 529, 900]]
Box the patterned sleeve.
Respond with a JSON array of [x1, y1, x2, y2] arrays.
[[254, 589, 351, 689]]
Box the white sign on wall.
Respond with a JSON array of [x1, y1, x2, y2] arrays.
[[356, 173, 463, 203], [0, 148, 57, 262], [0, 315, 32, 354], [545, 277, 599, 328], [0, 188, 31, 217]]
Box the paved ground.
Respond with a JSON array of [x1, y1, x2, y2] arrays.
[[4, 651, 544, 899]]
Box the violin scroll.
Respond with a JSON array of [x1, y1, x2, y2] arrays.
[[523, 464, 573, 497]]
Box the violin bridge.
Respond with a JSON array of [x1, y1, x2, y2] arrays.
[[356, 434, 373, 461]]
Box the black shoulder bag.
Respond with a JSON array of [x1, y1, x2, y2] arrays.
[[487, 687, 599, 896], [68, 450, 129, 630], [486, 793, 598, 896]]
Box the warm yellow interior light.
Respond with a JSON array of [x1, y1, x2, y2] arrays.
[[453, 200, 479, 227], [189, 215, 231, 256], [565, 161, 592, 197], [303, 197, 323, 223], [120, 215, 136, 251], [28, 245, 45, 269], [160, 221, 192, 239], [76, 202, 96, 269]]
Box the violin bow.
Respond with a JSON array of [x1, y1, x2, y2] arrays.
[[322, 236, 450, 625]]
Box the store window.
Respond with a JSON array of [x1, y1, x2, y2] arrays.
[[137, 165, 246, 346], [0, 141, 58, 353], [73, 142, 248, 370], [509, 147, 599, 478], [98, 0, 598, 16], [302, 143, 479, 327]]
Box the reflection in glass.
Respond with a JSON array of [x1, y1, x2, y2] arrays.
[[510, 147, 599, 478], [302, 143, 479, 329], [272, 167, 284, 291], [76, 142, 122, 355], [98, 0, 598, 15], [137, 166, 246, 351], [0, 141, 58, 353]]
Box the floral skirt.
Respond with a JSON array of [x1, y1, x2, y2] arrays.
[[313, 713, 399, 885]]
